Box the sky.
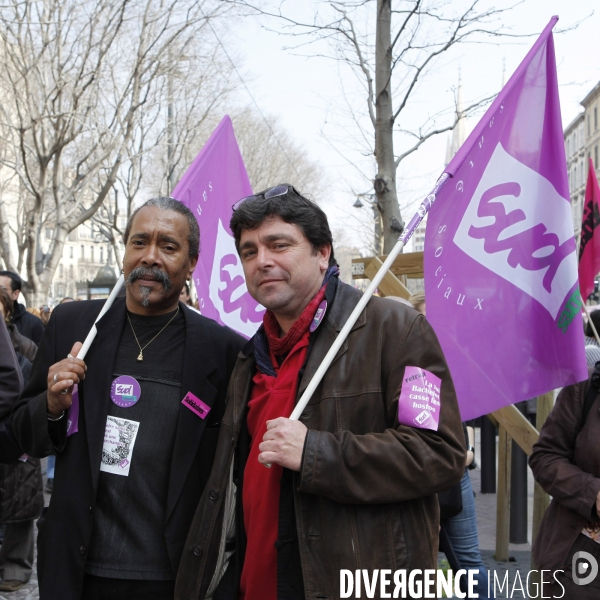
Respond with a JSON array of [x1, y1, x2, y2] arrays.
[[227, 0, 599, 253]]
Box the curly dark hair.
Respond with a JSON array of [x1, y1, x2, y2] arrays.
[[230, 184, 336, 266]]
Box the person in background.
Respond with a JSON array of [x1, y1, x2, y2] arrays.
[[530, 371, 600, 596], [0, 289, 43, 592], [0, 272, 44, 346], [60, 297, 74, 304], [584, 309, 600, 347], [39, 306, 51, 328], [585, 345, 600, 368], [0, 318, 26, 458], [409, 291, 426, 315], [0, 289, 37, 379], [410, 292, 490, 598], [26, 308, 41, 320], [179, 282, 193, 307]]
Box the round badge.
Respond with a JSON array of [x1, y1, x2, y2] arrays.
[[309, 300, 328, 333], [111, 376, 141, 408]]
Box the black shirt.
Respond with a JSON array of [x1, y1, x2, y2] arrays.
[[86, 307, 185, 580]]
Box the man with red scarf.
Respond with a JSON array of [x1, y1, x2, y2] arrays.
[[176, 185, 465, 600]]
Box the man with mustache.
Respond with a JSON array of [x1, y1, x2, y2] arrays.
[[11, 197, 244, 600], [176, 185, 465, 600]]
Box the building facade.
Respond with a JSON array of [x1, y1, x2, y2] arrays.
[[49, 219, 124, 302], [565, 80, 600, 240]]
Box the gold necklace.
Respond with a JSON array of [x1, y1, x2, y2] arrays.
[[127, 305, 180, 361]]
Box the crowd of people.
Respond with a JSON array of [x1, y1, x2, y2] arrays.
[[0, 185, 597, 599]]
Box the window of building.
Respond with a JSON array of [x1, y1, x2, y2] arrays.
[[100, 247, 104, 263], [45, 227, 53, 240], [80, 245, 84, 259], [574, 165, 577, 189], [581, 159, 585, 187], [90, 246, 94, 263], [595, 107, 598, 131], [70, 246, 73, 259], [69, 265, 74, 278], [58, 285, 64, 297], [588, 115, 591, 137], [59, 264, 63, 278]]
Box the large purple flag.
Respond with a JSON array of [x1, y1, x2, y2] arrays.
[[424, 17, 587, 420], [173, 116, 264, 337]]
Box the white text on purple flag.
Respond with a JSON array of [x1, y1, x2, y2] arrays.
[[453, 143, 577, 319]]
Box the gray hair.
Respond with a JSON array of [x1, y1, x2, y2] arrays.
[[124, 197, 200, 258]]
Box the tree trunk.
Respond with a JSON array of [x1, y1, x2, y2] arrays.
[[0, 199, 15, 271], [374, 0, 403, 254]]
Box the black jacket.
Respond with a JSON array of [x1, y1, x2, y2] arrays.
[[12, 298, 244, 599], [12, 302, 45, 346], [0, 319, 26, 464], [0, 320, 42, 526]]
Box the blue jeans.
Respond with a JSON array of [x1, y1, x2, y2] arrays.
[[439, 470, 490, 598], [47, 455, 55, 479]]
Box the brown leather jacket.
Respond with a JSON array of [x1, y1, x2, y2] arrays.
[[175, 281, 465, 600], [530, 371, 600, 571]]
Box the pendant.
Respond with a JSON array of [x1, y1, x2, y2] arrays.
[[137, 352, 144, 362]]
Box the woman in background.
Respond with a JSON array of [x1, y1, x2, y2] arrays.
[[530, 372, 600, 596]]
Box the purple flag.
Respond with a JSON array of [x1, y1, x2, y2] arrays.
[[424, 17, 587, 420], [173, 116, 265, 337]]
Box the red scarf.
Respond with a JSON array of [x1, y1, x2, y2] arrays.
[[240, 286, 326, 600]]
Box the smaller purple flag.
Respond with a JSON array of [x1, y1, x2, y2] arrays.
[[172, 116, 264, 337], [424, 17, 587, 420]]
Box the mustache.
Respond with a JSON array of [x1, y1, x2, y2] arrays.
[[125, 267, 172, 292]]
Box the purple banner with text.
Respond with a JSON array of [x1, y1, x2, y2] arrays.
[[173, 116, 264, 337], [425, 18, 587, 420]]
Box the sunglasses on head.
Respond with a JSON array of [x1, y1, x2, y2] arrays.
[[232, 184, 297, 212]]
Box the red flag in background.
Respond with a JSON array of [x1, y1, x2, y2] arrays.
[[579, 158, 600, 301]]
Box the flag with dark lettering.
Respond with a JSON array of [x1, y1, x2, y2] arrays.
[[173, 116, 265, 337], [578, 158, 600, 302], [424, 17, 586, 420]]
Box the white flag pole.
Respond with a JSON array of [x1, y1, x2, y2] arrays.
[[77, 274, 125, 360], [288, 173, 449, 421]]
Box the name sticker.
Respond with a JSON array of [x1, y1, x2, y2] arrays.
[[99, 416, 140, 476], [309, 300, 327, 333], [111, 376, 141, 408], [182, 392, 211, 419], [397, 366, 441, 432]]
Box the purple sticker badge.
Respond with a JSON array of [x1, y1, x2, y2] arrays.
[[309, 300, 327, 333], [398, 366, 441, 432], [182, 392, 211, 419], [111, 376, 141, 408]]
